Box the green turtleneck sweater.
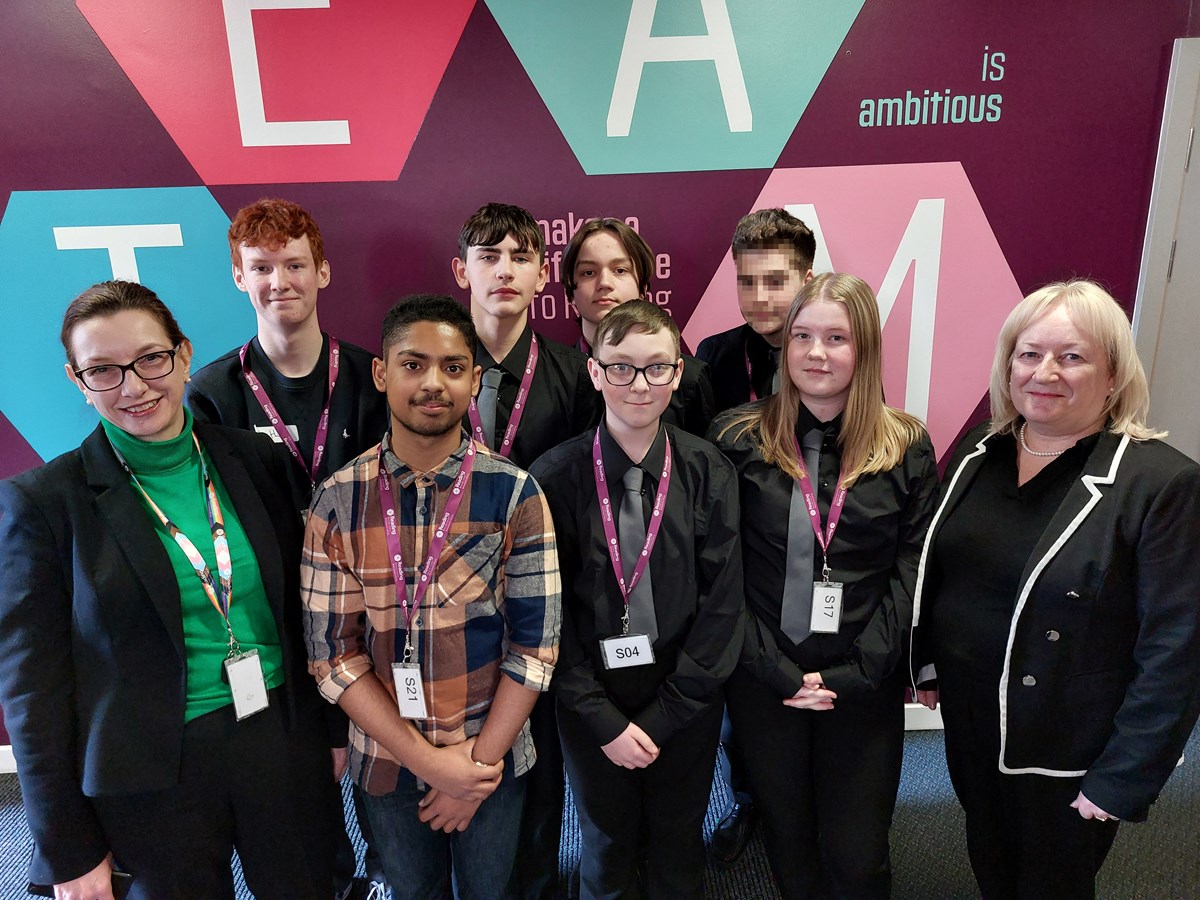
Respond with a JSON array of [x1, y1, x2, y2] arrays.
[[102, 411, 285, 722]]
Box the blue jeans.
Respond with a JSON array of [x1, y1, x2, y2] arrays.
[[361, 769, 525, 900]]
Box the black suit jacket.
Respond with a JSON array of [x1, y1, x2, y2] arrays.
[[695, 323, 777, 414], [0, 422, 326, 884], [912, 424, 1200, 821]]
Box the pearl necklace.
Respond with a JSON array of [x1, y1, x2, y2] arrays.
[[1019, 423, 1066, 458]]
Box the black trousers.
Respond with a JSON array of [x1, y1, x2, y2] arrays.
[[725, 667, 904, 900], [940, 675, 1120, 900], [509, 690, 567, 899], [91, 688, 336, 900], [559, 699, 723, 900]]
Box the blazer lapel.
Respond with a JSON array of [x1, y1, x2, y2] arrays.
[[198, 426, 287, 626], [1015, 432, 1127, 591], [81, 425, 186, 658]]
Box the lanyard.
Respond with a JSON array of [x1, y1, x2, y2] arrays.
[[591, 429, 672, 632], [467, 333, 539, 458], [239, 336, 340, 487], [745, 344, 758, 403], [376, 440, 476, 660], [792, 436, 848, 581], [112, 434, 239, 652]]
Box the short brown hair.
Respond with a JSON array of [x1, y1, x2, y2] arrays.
[[228, 197, 326, 269], [561, 218, 654, 300], [61, 281, 187, 367], [592, 299, 680, 358], [458, 202, 545, 262], [731, 208, 815, 274]]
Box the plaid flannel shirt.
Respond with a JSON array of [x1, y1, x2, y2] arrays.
[[301, 433, 560, 794]]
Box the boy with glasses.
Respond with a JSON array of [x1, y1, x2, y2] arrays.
[[530, 301, 743, 899]]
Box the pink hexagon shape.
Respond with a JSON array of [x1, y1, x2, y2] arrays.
[[77, 1, 474, 184], [683, 162, 1022, 457]]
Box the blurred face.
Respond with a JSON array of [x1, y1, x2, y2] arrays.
[[372, 321, 481, 440], [66, 309, 193, 442], [571, 231, 642, 326], [588, 328, 681, 437], [1009, 304, 1113, 439], [786, 299, 856, 418], [453, 234, 548, 321], [234, 235, 330, 331], [735, 248, 812, 345]]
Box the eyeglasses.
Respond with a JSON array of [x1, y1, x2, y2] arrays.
[[74, 346, 181, 391], [593, 359, 680, 386]]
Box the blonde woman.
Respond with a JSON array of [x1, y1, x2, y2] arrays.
[[912, 280, 1200, 899], [712, 272, 937, 899]]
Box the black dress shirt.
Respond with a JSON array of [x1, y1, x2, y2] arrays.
[[712, 403, 939, 698], [474, 324, 601, 469], [530, 422, 744, 747], [696, 323, 779, 414], [928, 432, 1099, 684]]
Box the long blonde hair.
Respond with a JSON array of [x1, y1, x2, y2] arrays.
[[988, 280, 1164, 440], [719, 273, 926, 486]]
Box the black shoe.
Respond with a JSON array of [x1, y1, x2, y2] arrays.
[[711, 801, 757, 867]]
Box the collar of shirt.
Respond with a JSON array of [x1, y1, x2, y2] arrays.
[[249, 330, 331, 390], [599, 419, 667, 492], [476, 319, 533, 380], [743, 325, 775, 367], [380, 430, 472, 489], [796, 403, 843, 440]]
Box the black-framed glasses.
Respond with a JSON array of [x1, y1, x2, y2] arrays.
[[74, 346, 181, 391], [593, 359, 680, 386]]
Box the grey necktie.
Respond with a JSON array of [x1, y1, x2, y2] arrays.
[[780, 428, 824, 643], [769, 348, 782, 394], [619, 465, 658, 643], [477, 367, 504, 449]]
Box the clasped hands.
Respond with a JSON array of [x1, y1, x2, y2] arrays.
[[417, 737, 503, 833]]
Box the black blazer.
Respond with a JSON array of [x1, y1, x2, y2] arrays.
[[911, 424, 1200, 821], [0, 422, 326, 884]]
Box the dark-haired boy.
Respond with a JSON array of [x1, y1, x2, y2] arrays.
[[454, 202, 598, 899], [693, 207, 815, 864], [186, 197, 387, 896], [530, 301, 743, 899], [563, 217, 716, 437], [696, 208, 815, 413], [302, 294, 560, 899]]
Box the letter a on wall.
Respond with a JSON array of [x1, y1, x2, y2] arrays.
[[487, 0, 864, 174]]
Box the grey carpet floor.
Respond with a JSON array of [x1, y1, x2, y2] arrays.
[[2, 727, 1197, 898]]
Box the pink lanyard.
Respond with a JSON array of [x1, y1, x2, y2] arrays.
[[745, 346, 758, 402], [591, 429, 672, 616], [467, 333, 539, 458], [376, 440, 476, 660], [239, 337, 340, 487], [792, 436, 847, 580]]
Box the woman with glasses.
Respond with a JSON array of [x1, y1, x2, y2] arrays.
[[0, 281, 338, 900], [712, 273, 938, 899]]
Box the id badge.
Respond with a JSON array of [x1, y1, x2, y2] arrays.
[[224, 649, 269, 721], [392, 663, 429, 719], [809, 581, 844, 634], [600, 633, 655, 670]]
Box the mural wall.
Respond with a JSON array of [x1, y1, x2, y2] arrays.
[[0, 0, 1195, 738]]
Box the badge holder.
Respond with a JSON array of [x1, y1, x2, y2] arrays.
[[224, 631, 269, 721], [600, 610, 655, 670], [392, 633, 429, 719], [809, 561, 843, 635]]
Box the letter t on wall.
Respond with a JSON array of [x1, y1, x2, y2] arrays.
[[607, 0, 752, 138], [222, 0, 351, 147], [53, 224, 184, 282]]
